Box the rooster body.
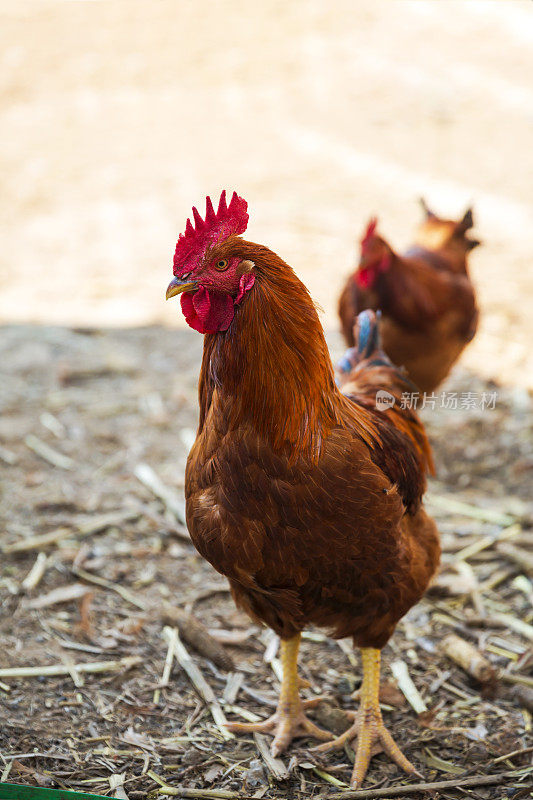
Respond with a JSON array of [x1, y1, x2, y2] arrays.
[[167, 193, 440, 787], [339, 204, 479, 393], [186, 248, 438, 648]]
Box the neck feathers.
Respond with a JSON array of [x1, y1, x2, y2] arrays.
[[197, 243, 355, 458], [200, 242, 338, 455], [374, 252, 439, 322]]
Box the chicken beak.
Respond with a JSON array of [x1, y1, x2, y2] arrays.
[[166, 277, 198, 300]]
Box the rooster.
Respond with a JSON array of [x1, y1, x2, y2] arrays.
[[338, 201, 480, 393], [166, 192, 440, 788]]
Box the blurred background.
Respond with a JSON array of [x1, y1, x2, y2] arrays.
[[1, 0, 532, 385], [2, 4, 533, 788]]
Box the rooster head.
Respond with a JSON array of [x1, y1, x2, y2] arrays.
[[166, 191, 256, 334], [356, 218, 392, 289], [416, 200, 481, 253]]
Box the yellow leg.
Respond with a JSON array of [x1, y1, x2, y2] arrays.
[[313, 648, 422, 788], [226, 633, 333, 756]]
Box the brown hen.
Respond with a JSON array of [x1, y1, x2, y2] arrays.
[[338, 200, 480, 393]]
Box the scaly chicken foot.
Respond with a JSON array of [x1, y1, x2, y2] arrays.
[[312, 648, 422, 788], [225, 634, 333, 756], [225, 700, 332, 756]]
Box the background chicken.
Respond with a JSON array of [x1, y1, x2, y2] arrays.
[[338, 202, 480, 393], [166, 191, 440, 788]]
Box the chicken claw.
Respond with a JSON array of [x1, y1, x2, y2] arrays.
[[312, 648, 422, 788], [226, 695, 332, 756], [226, 634, 333, 756]]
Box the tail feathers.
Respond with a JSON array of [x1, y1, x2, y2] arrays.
[[356, 308, 381, 359], [337, 310, 393, 376], [337, 349, 357, 375], [337, 310, 435, 479]]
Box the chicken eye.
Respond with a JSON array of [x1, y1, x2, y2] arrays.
[[214, 258, 229, 271]]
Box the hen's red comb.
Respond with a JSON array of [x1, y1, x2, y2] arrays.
[[361, 217, 378, 252], [173, 191, 249, 275]]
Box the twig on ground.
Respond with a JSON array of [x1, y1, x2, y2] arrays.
[[132, 499, 190, 541], [154, 625, 178, 705], [134, 463, 187, 526], [1, 752, 70, 761], [491, 612, 533, 642], [55, 637, 104, 655], [24, 582, 91, 609], [312, 767, 350, 787], [21, 552, 49, 590], [492, 744, 533, 763], [25, 434, 74, 470], [189, 583, 231, 605], [0, 760, 12, 782], [3, 509, 139, 554], [223, 704, 262, 723], [479, 567, 517, 593], [390, 660, 427, 713], [263, 631, 280, 664], [336, 638, 358, 667], [72, 566, 147, 610], [59, 652, 85, 688], [75, 509, 140, 536], [501, 672, 533, 689], [0, 655, 141, 680], [453, 523, 521, 562], [512, 575, 533, 603], [253, 732, 289, 780], [327, 770, 523, 798], [40, 411, 66, 438], [425, 494, 515, 526], [109, 772, 129, 800], [147, 770, 246, 798], [496, 542, 533, 576], [162, 626, 233, 740], [207, 628, 255, 646], [162, 602, 234, 670], [0, 444, 17, 465], [240, 684, 278, 709], [442, 634, 497, 684], [223, 672, 245, 704], [3, 527, 72, 554]]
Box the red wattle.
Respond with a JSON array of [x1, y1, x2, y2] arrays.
[[180, 287, 235, 334], [356, 255, 390, 289], [356, 268, 372, 289]]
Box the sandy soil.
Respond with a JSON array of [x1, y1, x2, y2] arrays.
[[1, 0, 532, 384]]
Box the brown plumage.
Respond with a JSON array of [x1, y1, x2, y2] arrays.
[[167, 193, 440, 786], [185, 242, 438, 647], [338, 201, 480, 393]]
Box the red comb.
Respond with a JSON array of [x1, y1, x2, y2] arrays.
[[173, 191, 249, 275], [361, 217, 378, 252]]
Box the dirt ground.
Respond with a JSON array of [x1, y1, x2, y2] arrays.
[[1, 1, 532, 798], [0, 326, 532, 798]]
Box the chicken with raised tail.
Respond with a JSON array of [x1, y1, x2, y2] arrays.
[[166, 191, 440, 788], [339, 200, 480, 393]]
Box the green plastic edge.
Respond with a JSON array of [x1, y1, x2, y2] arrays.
[[0, 783, 109, 800]]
